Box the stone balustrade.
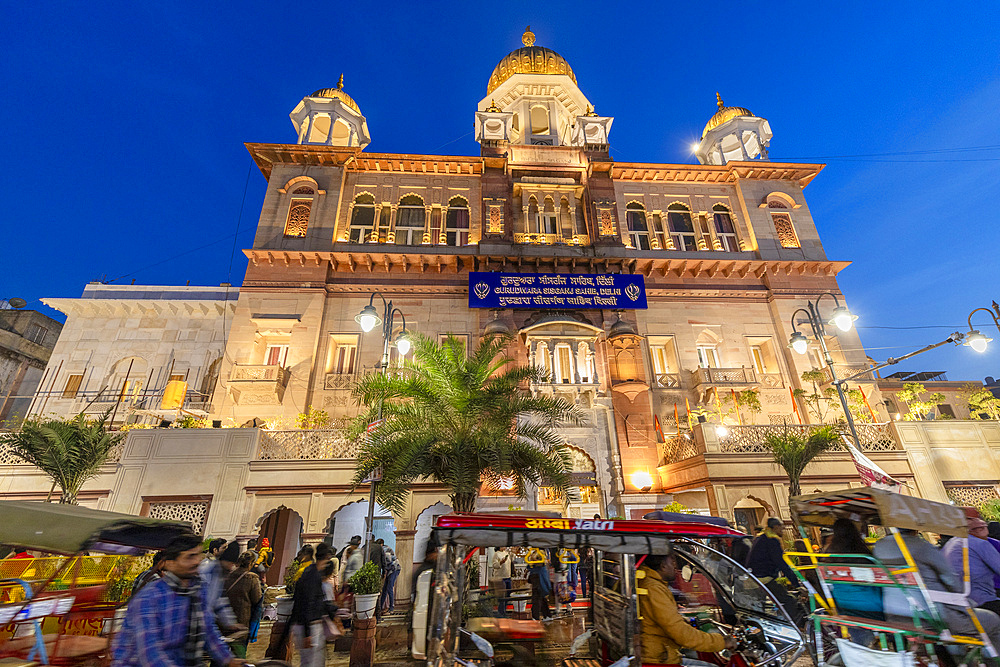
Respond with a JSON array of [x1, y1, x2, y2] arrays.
[[255, 429, 358, 460]]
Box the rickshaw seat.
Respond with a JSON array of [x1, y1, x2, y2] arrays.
[[466, 616, 546, 641], [831, 615, 984, 645], [561, 659, 603, 667], [2, 634, 108, 659]]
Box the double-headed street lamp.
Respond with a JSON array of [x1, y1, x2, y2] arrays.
[[788, 293, 862, 446], [790, 296, 1000, 448], [963, 302, 1000, 354], [355, 292, 410, 559]]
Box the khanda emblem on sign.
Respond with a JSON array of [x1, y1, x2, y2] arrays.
[[625, 283, 640, 301], [474, 282, 491, 300]]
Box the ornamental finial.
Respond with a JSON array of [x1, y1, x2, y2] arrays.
[[337, 74, 344, 90], [522, 26, 535, 47], [716, 92, 724, 110]]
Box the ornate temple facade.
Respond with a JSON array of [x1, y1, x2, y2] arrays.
[[209, 26, 886, 523], [22, 27, 999, 589]]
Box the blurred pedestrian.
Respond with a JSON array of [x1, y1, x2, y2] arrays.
[[223, 552, 262, 658], [131, 551, 166, 597], [112, 534, 245, 666], [290, 543, 334, 667]]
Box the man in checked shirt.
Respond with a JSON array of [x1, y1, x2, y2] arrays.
[[112, 534, 247, 666]]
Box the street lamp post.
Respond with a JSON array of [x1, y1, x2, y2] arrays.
[[962, 302, 1000, 354], [355, 292, 410, 561], [788, 293, 863, 447]]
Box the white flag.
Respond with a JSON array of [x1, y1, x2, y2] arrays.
[[843, 436, 902, 492]]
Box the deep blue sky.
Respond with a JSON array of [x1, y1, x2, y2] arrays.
[[4, 2, 999, 381]]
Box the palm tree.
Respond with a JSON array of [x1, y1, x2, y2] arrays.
[[762, 424, 841, 498], [351, 333, 585, 514], [1, 410, 125, 504]]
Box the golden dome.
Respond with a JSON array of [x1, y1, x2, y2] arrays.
[[702, 92, 753, 138], [486, 26, 577, 95], [310, 74, 360, 114]]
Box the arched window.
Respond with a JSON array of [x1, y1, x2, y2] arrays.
[[526, 196, 540, 235], [283, 186, 315, 238], [530, 106, 550, 135], [626, 203, 650, 250], [667, 203, 697, 251], [349, 194, 376, 243], [540, 197, 558, 235], [767, 199, 800, 248], [444, 196, 470, 246], [308, 115, 331, 143], [712, 204, 740, 252], [395, 195, 425, 245]]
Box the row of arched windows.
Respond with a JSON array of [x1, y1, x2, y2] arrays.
[[625, 202, 741, 252], [348, 194, 470, 246]]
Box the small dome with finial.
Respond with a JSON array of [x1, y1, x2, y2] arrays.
[[311, 74, 361, 114], [608, 315, 638, 339], [484, 311, 511, 336], [485, 98, 502, 113], [702, 92, 753, 139], [487, 26, 577, 95]]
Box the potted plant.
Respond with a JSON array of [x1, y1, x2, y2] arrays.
[[349, 561, 382, 619]]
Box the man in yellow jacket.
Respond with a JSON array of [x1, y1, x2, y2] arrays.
[[639, 550, 736, 665]]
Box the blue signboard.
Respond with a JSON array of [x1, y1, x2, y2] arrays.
[[468, 272, 647, 310]]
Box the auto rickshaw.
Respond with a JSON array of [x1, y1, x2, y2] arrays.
[[421, 511, 806, 666], [787, 487, 996, 667], [0, 500, 194, 666]]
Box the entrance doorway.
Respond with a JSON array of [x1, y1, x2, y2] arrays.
[[256, 507, 303, 586]]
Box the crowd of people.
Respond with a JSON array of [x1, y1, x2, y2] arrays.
[[110, 531, 401, 667]]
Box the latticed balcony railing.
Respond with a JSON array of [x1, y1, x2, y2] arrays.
[[256, 429, 358, 461], [691, 367, 757, 387], [718, 422, 896, 454], [660, 434, 701, 465], [230, 364, 290, 383], [0, 440, 125, 466]]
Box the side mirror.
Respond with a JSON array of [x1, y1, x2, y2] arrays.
[[681, 564, 694, 582]]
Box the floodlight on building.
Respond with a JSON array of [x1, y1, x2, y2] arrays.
[[355, 304, 380, 332], [789, 331, 809, 355], [829, 306, 857, 333], [965, 330, 991, 353], [716, 425, 729, 438], [631, 470, 653, 493]]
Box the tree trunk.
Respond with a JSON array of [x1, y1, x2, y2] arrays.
[[451, 492, 478, 513], [787, 476, 801, 500]]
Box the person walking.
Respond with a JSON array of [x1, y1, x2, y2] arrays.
[[111, 534, 245, 666], [944, 516, 1000, 616], [528, 560, 552, 620], [223, 552, 262, 658], [745, 517, 804, 626], [340, 544, 363, 589], [290, 543, 334, 667], [131, 551, 166, 597], [381, 547, 401, 614], [579, 547, 593, 598], [489, 547, 512, 616]]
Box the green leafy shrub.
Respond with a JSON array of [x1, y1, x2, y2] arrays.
[[348, 560, 382, 595]]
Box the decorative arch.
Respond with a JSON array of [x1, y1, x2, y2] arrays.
[[765, 191, 796, 208], [253, 504, 304, 530], [395, 194, 426, 245], [665, 202, 696, 251], [280, 175, 320, 194], [695, 329, 722, 369], [444, 196, 470, 246], [326, 498, 397, 551], [625, 201, 650, 249], [711, 203, 740, 252], [414, 501, 452, 562], [766, 193, 800, 248], [348, 192, 377, 243], [564, 444, 596, 472]]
